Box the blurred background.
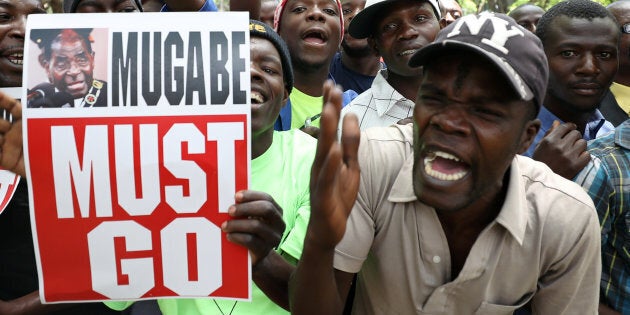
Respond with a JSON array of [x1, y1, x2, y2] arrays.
[[41, 0, 616, 22]]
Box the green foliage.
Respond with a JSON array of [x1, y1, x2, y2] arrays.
[[462, 0, 614, 14]]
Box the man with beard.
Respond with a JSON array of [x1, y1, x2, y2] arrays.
[[329, 0, 383, 94], [290, 12, 601, 314], [339, 0, 441, 130], [525, 0, 618, 180], [273, 0, 357, 137]]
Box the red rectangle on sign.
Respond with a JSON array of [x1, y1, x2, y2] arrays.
[[27, 114, 249, 302]]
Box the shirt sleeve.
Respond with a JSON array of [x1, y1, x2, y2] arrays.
[[333, 136, 376, 273], [530, 199, 601, 314]]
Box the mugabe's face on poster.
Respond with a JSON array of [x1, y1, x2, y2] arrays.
[[39, 29, 95, 99]]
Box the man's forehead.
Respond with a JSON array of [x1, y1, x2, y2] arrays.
[[0, 0, 45, 10], [51, 33, 89, 52], [287, 0, 339, 6]]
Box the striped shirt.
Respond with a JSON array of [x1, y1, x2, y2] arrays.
[[575, 119, 630, 313]]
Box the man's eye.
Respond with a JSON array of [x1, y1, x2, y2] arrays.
[[383, 23, 397, 31], [415, 15, 427, 22], [342, 8, 352, 15], [262, 67, 277, 74], [0, 13, 12, 23], [119, 7, 137, 12], [323, 8, 338, 16], [560, 51, 577, 57], [599, 52, 612, 59], [291, 6, 306, 13]]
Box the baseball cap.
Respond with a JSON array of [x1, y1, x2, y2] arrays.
[[249, 20, 294, 94], [348, 0, 441, 39], [409, 12, 548, 110], [30, 28, 93, 51]]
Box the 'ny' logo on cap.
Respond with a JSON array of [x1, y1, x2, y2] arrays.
[[446, 12, 524, 55]]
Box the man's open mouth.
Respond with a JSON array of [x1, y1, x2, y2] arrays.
[[424, 151, 469, 181]]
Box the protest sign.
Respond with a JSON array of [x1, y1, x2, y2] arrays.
[[22, 12, 251, 303]]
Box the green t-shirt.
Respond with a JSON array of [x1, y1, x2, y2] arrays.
[[289, 88, 323, 129], [105, 129, 316, 315]]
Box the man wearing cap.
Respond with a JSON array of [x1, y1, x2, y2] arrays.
[[329, 0, 384, 95], [339, 0, 441, 131], [101, 19, 313, 315], [30, 28, 107, 108], [524, 0, 618, 179], [290, 12, 600, 314]]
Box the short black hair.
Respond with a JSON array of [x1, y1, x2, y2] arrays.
[[536, 0, 616, 44], [31, 28, 94, 61]]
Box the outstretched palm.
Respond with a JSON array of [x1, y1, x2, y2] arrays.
[[308, 81, 360, 249]]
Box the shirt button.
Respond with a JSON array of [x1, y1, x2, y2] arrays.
[[433, 255, 441, 263]]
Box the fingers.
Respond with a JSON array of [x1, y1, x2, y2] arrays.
[[543, 120, 561, 137], [544, 122, 578, 141], [312, 80, 342, 178], [0, 92, 22, 121], [0, 93, 24, 177], [341, 113, 360, 172], [229, 191, 285, 232]]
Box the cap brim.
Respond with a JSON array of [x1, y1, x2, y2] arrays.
[[349, 0, 441, 39], [409, 41, 534, 102], [348, 1, 391, 39]]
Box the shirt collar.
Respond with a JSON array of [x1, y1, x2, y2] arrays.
[[371, 69, 412, 117], [388, 155, 528, 245], [538, 105, 614, 140]]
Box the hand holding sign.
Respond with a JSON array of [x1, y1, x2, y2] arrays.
[[0, 91, 24, 178], [222, 190, 285, 266]]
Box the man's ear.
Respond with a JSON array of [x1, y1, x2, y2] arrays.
[[367, 37, 379, 55], [282, 87, 289, 105], [517, 118, 541, 154]]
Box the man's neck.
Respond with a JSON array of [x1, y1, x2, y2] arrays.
[[386, 70, 423, 101], [251, 129, 274, 160], [340, 50, 382, 77], [544, 96, 595, 133], [293, 65, 331, 97]]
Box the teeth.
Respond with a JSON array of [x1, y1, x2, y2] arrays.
[[7, 53, 23, 65], [423, 151, 467, 181], [400, 49, 418, 56], [251, 92, 264, 104]]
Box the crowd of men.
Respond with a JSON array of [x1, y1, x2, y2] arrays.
[[1, 0, 630, 314]]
